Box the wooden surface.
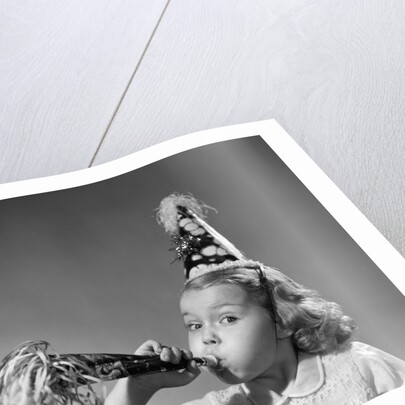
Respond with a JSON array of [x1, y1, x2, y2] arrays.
[[1, 1, 405, 258], [0, 0, 168, 178]]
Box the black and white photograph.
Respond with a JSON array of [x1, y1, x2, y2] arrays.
[[0, 133, 404, 404], [2, 3, 405, 404]]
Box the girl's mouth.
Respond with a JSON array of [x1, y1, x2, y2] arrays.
[[199, 355, 219, 368], [202, 354, 224, 370], [210, 358, 225, 371]]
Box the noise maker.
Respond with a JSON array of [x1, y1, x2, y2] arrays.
[[0, 341, 218, 405], [50, 352, 218, 382]]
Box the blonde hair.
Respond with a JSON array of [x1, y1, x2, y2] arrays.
[[182, 265, 356, 354]]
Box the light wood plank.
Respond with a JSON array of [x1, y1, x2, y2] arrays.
[[0, 0, 168, 182], [93, 0, 405, 256]]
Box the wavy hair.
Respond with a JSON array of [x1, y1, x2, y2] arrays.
[[181, 265, 356, 354]]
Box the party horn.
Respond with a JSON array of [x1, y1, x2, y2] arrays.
[[0, 340, 218, 405]]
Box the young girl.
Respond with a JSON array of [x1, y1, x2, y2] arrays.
[[106, 194, 405, 405]]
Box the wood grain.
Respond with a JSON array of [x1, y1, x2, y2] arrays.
[[92, 0, 405, 256], [0, 0, 168, 182]]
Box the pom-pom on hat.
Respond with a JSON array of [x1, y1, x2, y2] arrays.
[[156, 193, 263, 281]]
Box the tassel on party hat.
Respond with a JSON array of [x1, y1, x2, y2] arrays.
[[157, 193, 262, 280]]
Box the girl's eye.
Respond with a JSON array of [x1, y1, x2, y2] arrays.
[[187, 323, 202, 331], [221, 316, 238, 324]]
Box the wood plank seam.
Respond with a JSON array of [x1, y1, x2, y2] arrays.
[[88, 0, 173, 168]]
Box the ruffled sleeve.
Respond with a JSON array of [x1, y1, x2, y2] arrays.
[[350, 342, 405, 395]]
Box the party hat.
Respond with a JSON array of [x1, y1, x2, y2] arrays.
[[156, 193, 262, 280]]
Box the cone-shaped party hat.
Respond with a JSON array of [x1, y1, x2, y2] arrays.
[[156, 193, 262, 280]]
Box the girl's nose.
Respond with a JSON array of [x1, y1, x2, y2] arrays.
[[202, 328, 220, 345]]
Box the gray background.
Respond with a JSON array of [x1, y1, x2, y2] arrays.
[[0, 137, 404, 404]]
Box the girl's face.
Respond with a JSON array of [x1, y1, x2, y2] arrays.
[[180, 284, 279, 384]]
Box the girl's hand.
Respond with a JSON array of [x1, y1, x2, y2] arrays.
[[134, 340, 201, 388], [105, 340, 201, 405]]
